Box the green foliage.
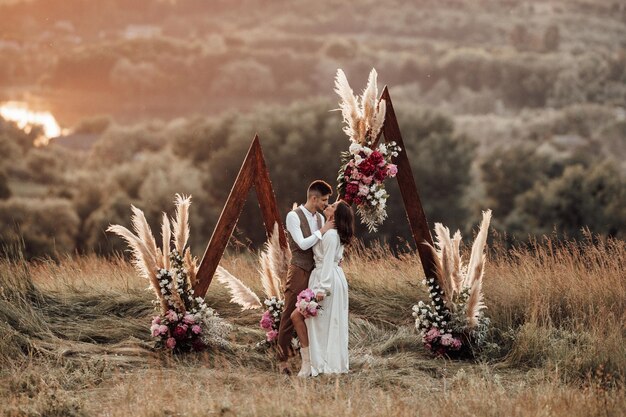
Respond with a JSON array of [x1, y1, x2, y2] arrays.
[[0, 198, 80, 258], [508, 162, 626, 239]]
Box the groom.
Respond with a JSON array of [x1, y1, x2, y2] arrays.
[[277, 180, 334, 374]]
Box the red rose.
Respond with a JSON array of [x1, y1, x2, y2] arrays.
[[173, 325, 187, 340], [359, 160, 376, 176], [370, 151, 384, 165], [345, 182, 359, 197]]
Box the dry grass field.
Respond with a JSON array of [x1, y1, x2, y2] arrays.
[[1, 235, 624, 416]]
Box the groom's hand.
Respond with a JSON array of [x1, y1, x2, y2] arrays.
[[315, 292, 325, 301], [320, 220, 335, 234]]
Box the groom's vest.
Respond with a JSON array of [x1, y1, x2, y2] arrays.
[[287, 207, 322, 272]]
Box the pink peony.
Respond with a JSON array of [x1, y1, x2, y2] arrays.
[[158, 325, 168, 335], [191, 325, 202, 334], [183, 314, 195, 324], [266, 330, 278, 342], [260, 311, 273, 330], [440, 333, 454, 347], [425, 327, 441, 343], [151, 316, 161, 325], [451, 338, 462, 350], [351, 170, 363, 181], [166, 337, 176, 349], [165, 310, 178, 322], [150, 324, 160, 337], [386, 164, 398, 177], [297, 288, 316, 303], [358, 183, 370, 197], [362, 175, 373, 185]]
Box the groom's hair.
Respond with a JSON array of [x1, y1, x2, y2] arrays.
[[307, 180, 333, 198]]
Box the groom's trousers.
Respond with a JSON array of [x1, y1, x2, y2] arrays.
[[277, 264, 311, 362]]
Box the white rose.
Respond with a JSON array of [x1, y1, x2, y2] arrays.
[[362, 146, 373, 156], [349, 142, 361, 155], [354, 155, 363, 165]]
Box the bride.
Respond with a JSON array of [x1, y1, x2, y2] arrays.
[[290, 200, 355, 377]]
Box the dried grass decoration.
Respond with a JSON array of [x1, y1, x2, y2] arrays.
[[108, 194, 230, 353], [412, 210, 495, 358]]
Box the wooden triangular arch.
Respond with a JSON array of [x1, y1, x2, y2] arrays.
[[194, 88, 438, 298], [351, 86, 438, 282], [193, 134, 286, 298]]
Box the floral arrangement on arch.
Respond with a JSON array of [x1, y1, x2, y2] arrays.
[[334, 68, 401, 232], [108, 194, 230, 353], [215, 223, 296, 349], [411, 210, 493, 358]]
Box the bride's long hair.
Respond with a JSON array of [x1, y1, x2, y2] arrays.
[[334, 200, 355, 245]]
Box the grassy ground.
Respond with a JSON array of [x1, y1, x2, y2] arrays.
[[1, 236, 624, 416]]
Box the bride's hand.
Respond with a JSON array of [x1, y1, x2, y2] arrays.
[[320, 220, 335, 234]]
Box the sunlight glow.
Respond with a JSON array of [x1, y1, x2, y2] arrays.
[[0, 101, 62, 146]]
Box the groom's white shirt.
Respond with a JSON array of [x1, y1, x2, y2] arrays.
[[286, 204, 324, 251]]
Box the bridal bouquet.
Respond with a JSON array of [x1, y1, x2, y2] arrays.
[[295, 288, 323, 318], [334, 68, 400, 232], [412, 210, 493, 358], [108, 194, 230, 354]]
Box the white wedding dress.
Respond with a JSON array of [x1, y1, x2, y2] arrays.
[[306, 229, 349, 376]]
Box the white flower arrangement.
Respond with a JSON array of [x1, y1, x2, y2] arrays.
[[411, 210, 493, 358]]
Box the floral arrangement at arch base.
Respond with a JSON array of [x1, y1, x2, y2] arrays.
[[334, 68, 401, 232], [412, 210, 493, 358], [108, 194, 230, 354]]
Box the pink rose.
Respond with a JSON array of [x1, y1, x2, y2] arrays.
[[191, 325, 202, 334], [362, 175, 373, 185], [165, 310, 178, 322], [451, 338, 462, 349], [150, 324, 160, 337], [183, 314, 195, 325], [386, 164, 398, 177], [151, 316, 161, 325], [358, 183, 370, 197], [440, 333, 454, 347], [158, 325, 168, 335], [166, 337, 176, 349], [260, 311, 273, 330], [351, 170, 363, 180], [266, 330, 278, 342], [425, 328, 440, 343]]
